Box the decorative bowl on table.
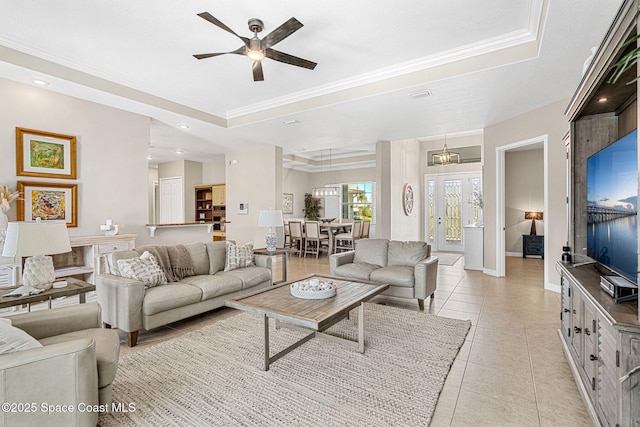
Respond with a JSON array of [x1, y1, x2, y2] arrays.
[[290, 278, 336, 299], [319, 218, 336, 223]]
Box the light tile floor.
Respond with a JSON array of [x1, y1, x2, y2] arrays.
[[11, 253, 592, 426]]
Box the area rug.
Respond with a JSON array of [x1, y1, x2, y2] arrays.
[[99, 303, 470, 427], [433, 251, 463, 266]]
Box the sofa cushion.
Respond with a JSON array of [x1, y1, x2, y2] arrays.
[[184, 242, 210, 276], [180, 274, 243, 300], [117, 252, 167, 288], [0, 319, 42, 354], [353, 239, 389, 267], [206, 241, 227, 275], [39, 328, 119, 388], [222, 266, 271, 289], [388, 241, 430, 267], [333, 262, 379, 281], [142, 283, 202, 316], [370, 266, 415, 287], [224, 241, 254, 272], [107, 250, 139, 276]]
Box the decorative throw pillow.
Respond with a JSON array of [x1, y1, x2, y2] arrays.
[[224, 241, 254, 272], [117, 251, 167, 288], [0, 319, 43, 354]]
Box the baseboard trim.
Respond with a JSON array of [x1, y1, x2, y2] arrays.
[[545, 282, 561, 293], [506, 252, 523, 257]]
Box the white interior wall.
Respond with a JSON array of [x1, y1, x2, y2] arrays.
[[505, 149, 544, 255], [0, 78, 149, 242], [226, 146, 283, 247], [390, 139, 422, 241], [485, 99, 568, 288], [202, 156, 226, 184], [282, 168, 311, 219]]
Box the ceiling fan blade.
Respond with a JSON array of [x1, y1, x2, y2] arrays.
[[252, 61, 264, 81], [197, 12, 249, 46], [262, 17, 303, 48], [266, 48, 317, 70], [193, 46, 246, 60]]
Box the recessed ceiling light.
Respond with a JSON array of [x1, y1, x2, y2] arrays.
[[409, 89, 432, 99], [175, 149, 184, 154], [597, 97, 608, 103], [32, 79, 49, 86], [283, 119, 300, 125], [178, 124, 190, 129]]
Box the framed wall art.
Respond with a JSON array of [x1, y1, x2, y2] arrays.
[[282, 193, 294, 214], [16, 127, 77, 179], [17, 181, 78, 227]]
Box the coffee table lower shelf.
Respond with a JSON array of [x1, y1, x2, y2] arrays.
[[226, 274, 388, 371]]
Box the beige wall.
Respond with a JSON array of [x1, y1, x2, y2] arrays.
[[226, 146, 283, 247], [0, 78, 150, 242], [203, 156, 226, 184], [505, 149, 544, 254], [390, 139, 422, 241], [282, 168, 310, 219], [484, 99, 569, 288]]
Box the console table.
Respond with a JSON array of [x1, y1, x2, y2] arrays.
[[522, 234, 544, 258], [557, 262, 639, 426]]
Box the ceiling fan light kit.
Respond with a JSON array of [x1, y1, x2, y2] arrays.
[[194, 12, 317, 82]]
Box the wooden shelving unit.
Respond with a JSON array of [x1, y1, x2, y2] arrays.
[[195, 184, 226, 240]]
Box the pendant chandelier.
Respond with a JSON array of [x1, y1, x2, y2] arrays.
[[432, 135, 460, 166], [311, 149, 339, 197]]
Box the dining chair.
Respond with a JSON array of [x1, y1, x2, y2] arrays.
[[288, 221, 305, 257], [361, 220, 371, 238], [303, 221, 329, 258], [283, 222, 291, 248], [334, 220, 362, 252]]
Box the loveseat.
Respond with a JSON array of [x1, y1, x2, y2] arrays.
[[329, 238, 438, 310], [95, 241, 272, 346], [0, 303, 119, 427]]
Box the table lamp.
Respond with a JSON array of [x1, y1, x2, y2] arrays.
[[258, 210, 283, 252], [1, 219, 71, 295], [524, 211, 543, 236]]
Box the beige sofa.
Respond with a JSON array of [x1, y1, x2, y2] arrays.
[[0, 303, 119, 427], [330, 239, 438, 310], [95, 241, 272, 346]]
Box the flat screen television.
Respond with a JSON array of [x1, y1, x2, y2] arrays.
[[586, 129, 638, 284]]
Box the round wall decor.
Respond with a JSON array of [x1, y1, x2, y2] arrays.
[[403, 183, 414, 216]]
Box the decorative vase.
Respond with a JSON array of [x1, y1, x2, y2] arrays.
[[0, 211, 8, 247]]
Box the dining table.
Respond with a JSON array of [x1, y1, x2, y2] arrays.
[[318, 221, 352, 254]]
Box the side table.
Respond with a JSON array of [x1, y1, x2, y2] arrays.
[[253, 248, 291, 284], [522, 235, 544, 258], [0, 277, 95, 312]]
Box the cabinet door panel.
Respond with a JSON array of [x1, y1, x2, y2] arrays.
[[597, 319, 618, 426], [621, 334, 640, 426]]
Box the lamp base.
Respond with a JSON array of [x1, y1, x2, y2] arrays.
[[22, 255, 55, 290], [529, 220, 537, 236], [265, 230, 277, 252]]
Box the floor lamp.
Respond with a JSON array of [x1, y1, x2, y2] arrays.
[[1, 220, 71, 295]]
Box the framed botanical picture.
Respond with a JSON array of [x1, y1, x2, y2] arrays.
[[16, 127, 77, 179], [17, 181, 78, 227], [282, 193, 294, 214]]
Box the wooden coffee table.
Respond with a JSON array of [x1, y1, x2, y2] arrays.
[[0, 277, 95, 311], [225, 274, 388, 370]]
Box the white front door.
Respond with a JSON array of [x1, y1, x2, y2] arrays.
[[425, 172, 482, 252]]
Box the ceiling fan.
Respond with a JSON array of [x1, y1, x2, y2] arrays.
[[193, 12, 317, 82]]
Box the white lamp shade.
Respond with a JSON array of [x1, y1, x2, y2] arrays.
[[2, 221, 71, 258], [258, 210, 284, 228]]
